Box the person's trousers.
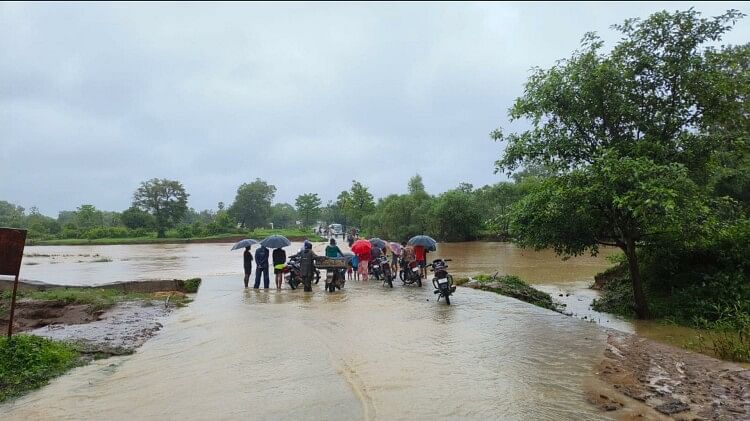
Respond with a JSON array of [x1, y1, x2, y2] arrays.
[[254, 266, 270, 288]]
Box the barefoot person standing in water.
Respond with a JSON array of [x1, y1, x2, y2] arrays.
[[272, 247, 286, 289]]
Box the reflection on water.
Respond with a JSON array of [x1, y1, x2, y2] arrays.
[[0, 275, 613, 420]]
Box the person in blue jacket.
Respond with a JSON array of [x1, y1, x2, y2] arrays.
[[254, 245, 270, 289]]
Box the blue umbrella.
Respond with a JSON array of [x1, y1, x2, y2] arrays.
[[407, 235, 437, 251], [231, 239, 258, 250], [369, 238, 387, 249], [260, 235, 291, 249]]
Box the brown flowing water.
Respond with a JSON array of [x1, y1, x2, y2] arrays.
[[0, 242, 684, 419]]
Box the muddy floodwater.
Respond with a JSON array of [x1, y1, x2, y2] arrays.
[[0, 242, 679, 419]]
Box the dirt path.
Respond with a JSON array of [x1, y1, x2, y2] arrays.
[[588, 330, 750, 420]]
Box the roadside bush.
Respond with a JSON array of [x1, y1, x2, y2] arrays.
[[175, 224, 193, 238], [83, 226, 130, 239], [0, 335, 78, 402]]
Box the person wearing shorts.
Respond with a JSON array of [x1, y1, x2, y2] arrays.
[[272, 247, 286, 289]]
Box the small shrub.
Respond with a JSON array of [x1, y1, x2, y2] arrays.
[[0, 335, 79, 402], [180, 278, 202, 293]]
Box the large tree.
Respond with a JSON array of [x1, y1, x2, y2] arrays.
[[132, 178, 189, 238], [295, 193, 321, 227], [337, 180, 375, 228], [228, 178, 276, 229], [494, 9, 748, 318], [121, 206, 154, 230], [74, 204, 104, 230], [271, 203, 297, 229], [0, 201, 26, 228]]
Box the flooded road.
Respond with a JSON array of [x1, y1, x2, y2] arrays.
[[0, 242, 650, 419], [17, 241, 615, 286], [1, 274, 612, 420]]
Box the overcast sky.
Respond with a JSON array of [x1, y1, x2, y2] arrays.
[[2, 2, 748, 216]]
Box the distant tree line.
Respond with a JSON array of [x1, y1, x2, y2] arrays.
[[1, 173, 533, 242]]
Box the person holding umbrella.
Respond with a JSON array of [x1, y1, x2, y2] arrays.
[[351, 239, 372, 281], [232, 239, 259, 288], [272, 247, 287, 289], [243, 246, 254, 288]]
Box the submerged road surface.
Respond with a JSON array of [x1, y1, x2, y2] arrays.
[[0, 274, 613, 420]]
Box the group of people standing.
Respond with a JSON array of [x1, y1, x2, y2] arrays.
[[243, 245, 287, 289], [242, 238, 430, 289], [347, 240, 429, 281]]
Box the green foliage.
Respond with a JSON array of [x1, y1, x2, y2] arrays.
[[132, 178, 189, 238], [494, 8, 748, 318], [0, 335, 79, 403], [228, 178, 276, 229], [121, 206, 154, 230], [337, 181, 375, 228], [407, 174, 430, 202], [469, 274, 560, 311], [179, 278, 202, 293], [429, 189, 482, 242], [295, 193, 321, 227], [74, 205, 104, 230], [0, 200, 26, 228], [83, 226, 131, 240], [271, 203, 298, 229]]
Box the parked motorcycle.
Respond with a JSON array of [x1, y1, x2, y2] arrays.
[[285, 255, 320, 290], [369, 257, 381, 280], [374, 255, 394, 288], [398, 258, 422, 287], [428, 259, 456, 305]]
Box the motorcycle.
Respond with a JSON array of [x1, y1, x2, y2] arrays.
[[369, 255, 383, 281], [398, 258, 423, 287], [375, 255, 394, 288], [429, 259, 456, 305], [285, 255, 320, 290]]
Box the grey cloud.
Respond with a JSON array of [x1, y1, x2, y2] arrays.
[[1, 2, 748, 215]]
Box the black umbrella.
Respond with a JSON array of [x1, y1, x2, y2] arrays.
[[407, 235, 437, 251], [369, 238, 387, 249], [260, 235, 291, 249], [230, 239, 258, 250]]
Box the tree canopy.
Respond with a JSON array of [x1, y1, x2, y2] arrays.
[[493, 9, 748, 318], [295, 193, 322, 227], [228, 178, 276, 229], [132, 178, 189, 238]]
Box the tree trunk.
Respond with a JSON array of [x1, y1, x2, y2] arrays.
[[624, 239, 650, 319], [157, 228, 165, 238]]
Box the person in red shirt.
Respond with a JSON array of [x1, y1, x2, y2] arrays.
[[414, 245, 427, 279]]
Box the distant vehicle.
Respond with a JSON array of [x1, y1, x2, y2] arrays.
[[329, 224, 343, 237]]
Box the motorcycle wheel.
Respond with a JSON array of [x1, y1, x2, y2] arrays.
[[445, 294, 451, 305], [399, 270, 406, 281], [328, 283, 335, 293]]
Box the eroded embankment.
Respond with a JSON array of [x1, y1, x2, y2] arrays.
[[589, 329, 750, 420], [1, 279, 200, 355]]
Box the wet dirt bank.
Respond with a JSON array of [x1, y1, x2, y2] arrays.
[[589, 329, 750, 420]]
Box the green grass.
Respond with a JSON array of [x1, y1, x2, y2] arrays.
[[0, 335, 79, 403], [179, 278, 202, 294], [592, 270, 750, 363], [1, 287, 195, 316], [459, 274, 560, 311]]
